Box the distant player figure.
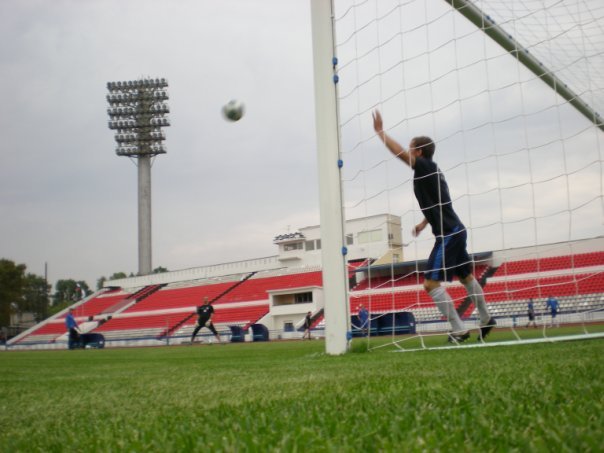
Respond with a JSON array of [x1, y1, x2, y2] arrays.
[[191, 297, 221, 344], [302, 311, 312, 340], [358, 304, 369, 336], [546, 295, 559, 327], [373, 110, 496, 343], [526, 298, 537, 328], [65, 308, 80, 349]]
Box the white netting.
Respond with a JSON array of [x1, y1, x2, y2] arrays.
[[332, 0, 604, 349]]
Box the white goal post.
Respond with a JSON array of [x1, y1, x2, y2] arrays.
[[310, 0, 351, 355]]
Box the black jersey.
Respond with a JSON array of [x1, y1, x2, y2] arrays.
[[304, 315, 311, 329], [197, 304, 214, 319], [413, 157, 463, 236]]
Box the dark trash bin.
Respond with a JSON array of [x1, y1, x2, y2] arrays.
[[250, 324, 269, 342], [229, 326, 246, 343]]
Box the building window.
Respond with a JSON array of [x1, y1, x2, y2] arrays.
[[295, 292, 313, 303], [346, 234, 354, 245], [305, 240, 321, 251], [358, 229, 382, 244], [284, 242, 303, 251], [284, 322, 294, 332]]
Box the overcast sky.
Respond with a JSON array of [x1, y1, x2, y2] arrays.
[[1, 0, 602, 289], [1, 0, 322, 287]]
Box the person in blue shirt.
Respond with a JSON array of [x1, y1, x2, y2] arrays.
[[546, 295, 559, 327], [65, 308, 80, 349], [527, 298, 537, 328], [373, 110, 496, 343], [358, 304, 369, 336]]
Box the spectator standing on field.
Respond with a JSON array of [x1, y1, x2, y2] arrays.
[[65, 308, 80, 349], [546, 295, 559, 327], [302, 311, 312, 340], [358, 304, 369, 336], [527, 299, 537, 328]]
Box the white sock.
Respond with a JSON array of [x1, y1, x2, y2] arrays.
[[429, 286, 466, 333], [463, 278, 491, 324]]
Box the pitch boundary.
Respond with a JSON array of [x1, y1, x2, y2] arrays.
[[391, 332, 604, 353]]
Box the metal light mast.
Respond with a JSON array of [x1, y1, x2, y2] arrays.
[[106, 77, 170, 276]]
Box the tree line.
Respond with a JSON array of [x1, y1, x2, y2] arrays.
[[0, 258, 168, 331]]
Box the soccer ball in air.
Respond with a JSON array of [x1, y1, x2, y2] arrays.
[[222, 99, 245, 122]]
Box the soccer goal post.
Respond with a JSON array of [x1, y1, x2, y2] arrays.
[[310, 0, 351, 355], [312, 0, 604, 353]]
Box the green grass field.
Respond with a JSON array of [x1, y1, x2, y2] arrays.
[[1, 330, 603, 452]]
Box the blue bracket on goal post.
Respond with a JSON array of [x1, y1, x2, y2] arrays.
[[332, 57, 339, 84]]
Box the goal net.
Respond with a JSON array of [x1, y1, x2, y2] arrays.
[[326, 0, 604, 350]]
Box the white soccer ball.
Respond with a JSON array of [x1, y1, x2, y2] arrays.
[[222, 99, 245, 122]]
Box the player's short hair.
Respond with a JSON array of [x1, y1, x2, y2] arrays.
[[412, 136, 435, 160]]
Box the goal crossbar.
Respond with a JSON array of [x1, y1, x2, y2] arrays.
[[444, 0, 604, 132]]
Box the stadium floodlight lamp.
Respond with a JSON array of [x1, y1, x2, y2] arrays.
[[105, 77, 170, 157]]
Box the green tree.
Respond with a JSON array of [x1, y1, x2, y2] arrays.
[[153, 266, 168, 274], [97, 271, 137, 290], [96, 276, 106, 290], [21, 274, 50, 322], [0, 259, 26, 327], [53, 279, 90, 306]]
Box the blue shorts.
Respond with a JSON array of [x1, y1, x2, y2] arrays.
[[425, 226, 471, 282]]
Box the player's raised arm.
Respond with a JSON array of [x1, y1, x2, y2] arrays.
[[372, 109, 413, 167]]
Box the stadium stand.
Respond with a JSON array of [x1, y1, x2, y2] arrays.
[[220, 269, 323, 303], [349, 252, 603, 324], [8, 249, 603, 349], [494, 251, 604, 276], [93, 313, 190, 340], [17, 321, 70, 345]]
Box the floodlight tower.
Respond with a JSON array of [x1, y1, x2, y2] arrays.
[[106, 77, 170, 276]]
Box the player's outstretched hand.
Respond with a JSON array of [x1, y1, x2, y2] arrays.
[[372, 109, 383, 134]]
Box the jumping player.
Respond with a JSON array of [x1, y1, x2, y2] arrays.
[[372, 110, 496, 342], [191, 297, 221, 344]]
